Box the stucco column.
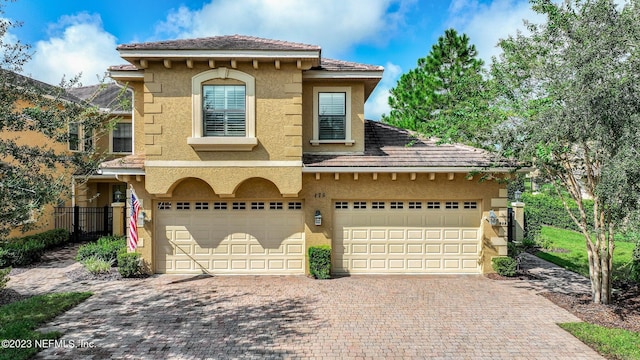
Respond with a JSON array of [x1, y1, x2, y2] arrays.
[[111, 202, 125, 237], [511, 201, 525, 242]]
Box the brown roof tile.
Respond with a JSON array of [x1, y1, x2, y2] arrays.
[[117, 35, 321, 52], [100, 153, 145, 170], [109, 64, 138, 71], [313, 58, 384, 72], [303, 121, 509, 168]]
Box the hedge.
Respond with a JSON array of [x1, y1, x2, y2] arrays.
[[522, 192, 594, 238], [0, 229, 70, 267], [308, 245, 331, 279]]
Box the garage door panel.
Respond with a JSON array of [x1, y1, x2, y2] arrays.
[[406, 243, 423, 254], [333, 201, 481, 274], [286, 259, 304, 270], [370, 244, 387, 254], [425, 244, 441, 254], [193, 245, 211, 255], [231, 259, 247, 270], [250, 259, 266, 270], [388, 244, 405, 254], [443, 244, 460, 254], [462, 244, 478, 254], [250, 244, 267, 255]]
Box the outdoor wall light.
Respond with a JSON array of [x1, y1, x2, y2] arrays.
[[314, 210, 322, 226], [488, 210, 499, 226], [515, 190, 522, 202], [137, 211, 146, 227], [114, 189, 123, 202]]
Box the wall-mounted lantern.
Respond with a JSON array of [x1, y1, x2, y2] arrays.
[[488, 210, 499, 226], [114, 189, 123, 202], [137, 211, 146, 227], [514, 190, 522, 202], [314, 210, 322, 226]]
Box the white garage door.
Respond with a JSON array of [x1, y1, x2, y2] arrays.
[[333, 200, 481, 274], [155, 200, 305, 274]]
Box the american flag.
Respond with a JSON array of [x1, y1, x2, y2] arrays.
[[129, 189, 141, 251]]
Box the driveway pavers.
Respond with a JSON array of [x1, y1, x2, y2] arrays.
[[6, 251, 602, 359]]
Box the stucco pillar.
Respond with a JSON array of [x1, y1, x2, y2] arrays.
[[511, 201, 525, 242], [111, 202, 125, 237]]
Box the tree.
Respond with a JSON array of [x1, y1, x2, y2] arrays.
[[492, 0, 640, 304], [0, 1, 116, 238], [383, 28, 498, 146]]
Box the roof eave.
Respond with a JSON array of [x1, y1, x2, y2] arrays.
[[118, 49, 321, 61], [109, 70, 145, 81], [301, 166, 530, 173]]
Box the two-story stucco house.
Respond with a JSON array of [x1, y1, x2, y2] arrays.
[[102, 35, 512, 275]]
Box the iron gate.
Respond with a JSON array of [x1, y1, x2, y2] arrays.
[[54, 206, 115, 242]]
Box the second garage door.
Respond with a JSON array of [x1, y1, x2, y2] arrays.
[[155, 200, 305, 274], [333, 200, 482, 274]]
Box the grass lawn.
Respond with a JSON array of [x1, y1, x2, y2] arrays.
[[534, 226, 639, 358], [559, 323, 640, 360], [535, 226, 636, 280], [0, 292, 92, 360]]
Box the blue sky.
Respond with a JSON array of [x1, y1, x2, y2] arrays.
[[3, 0, 544, 119]]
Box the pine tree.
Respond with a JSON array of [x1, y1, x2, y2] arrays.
[[383, 29, 496, 146]]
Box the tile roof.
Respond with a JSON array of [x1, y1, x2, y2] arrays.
[[0, 69, 84, 103], [67, 83, 132, 113], [100, 153, 145, 170], [303, 121, 507, 169], [109, 64, 138, 71], [117, 35, 321, 52], [313, 58, 384, 72]]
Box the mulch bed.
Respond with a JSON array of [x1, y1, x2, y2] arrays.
[[542, 284, 640, 333]]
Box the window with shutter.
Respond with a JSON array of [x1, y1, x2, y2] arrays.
[[203, 85, 246, 137]]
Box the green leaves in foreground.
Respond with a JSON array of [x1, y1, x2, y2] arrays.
[[560, 322, 640, 360], [0, 292, 92, 360]]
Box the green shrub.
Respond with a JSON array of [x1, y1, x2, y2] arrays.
[[0, 267, 10, 290], [522, 191, 594, 237], [308, 245, 331, 279], [82, 257, 114, 274], [1, 238, 46, 267], [76, 236, 126, 265], [0, 229, 71, 267], [492, 256, 517, 277], [117, 252, 142, 278]]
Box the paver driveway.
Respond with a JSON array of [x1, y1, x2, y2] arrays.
[[8, 261, 602, 360]]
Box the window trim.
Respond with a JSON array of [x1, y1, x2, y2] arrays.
[[109, 121, 133, 154], [68, 123, 94, 152], [188, 68, 257, 151], [311, 86, 354, 146]]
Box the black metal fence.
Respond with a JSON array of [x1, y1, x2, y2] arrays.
[[507, 207, 515, 242], [54, 206, 114, 242]]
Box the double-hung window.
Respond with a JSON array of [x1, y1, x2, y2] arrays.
[[111, 122, 132, 153], [68, 123, 93, 152], [318, 92, 346, 140], [203, 85, 246, 137], [311, 86, 353, 146]]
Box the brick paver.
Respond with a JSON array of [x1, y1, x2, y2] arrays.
[[6, 251, 602, 359]]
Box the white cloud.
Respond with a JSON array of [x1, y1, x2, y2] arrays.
[[21, 13, 121, 86], [446, 0, 544, 64], [365, 62, 402, 120], [155, 0, 414, 57]]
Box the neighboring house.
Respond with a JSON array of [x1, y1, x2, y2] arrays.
[[0, 70, 132, 238], [103, 34, 514, 275], [67, 83, 133, 209]]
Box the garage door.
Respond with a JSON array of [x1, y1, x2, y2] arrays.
[[155, 200, 305, 274], [333, 200, 481, 274]]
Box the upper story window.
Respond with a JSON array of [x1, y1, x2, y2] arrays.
[[111, 122, 132, 153], [188, 68, 257, 151], [311, 86, 354, 146], [203, 85, 246, 137], [69, 123, 93, 152]]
